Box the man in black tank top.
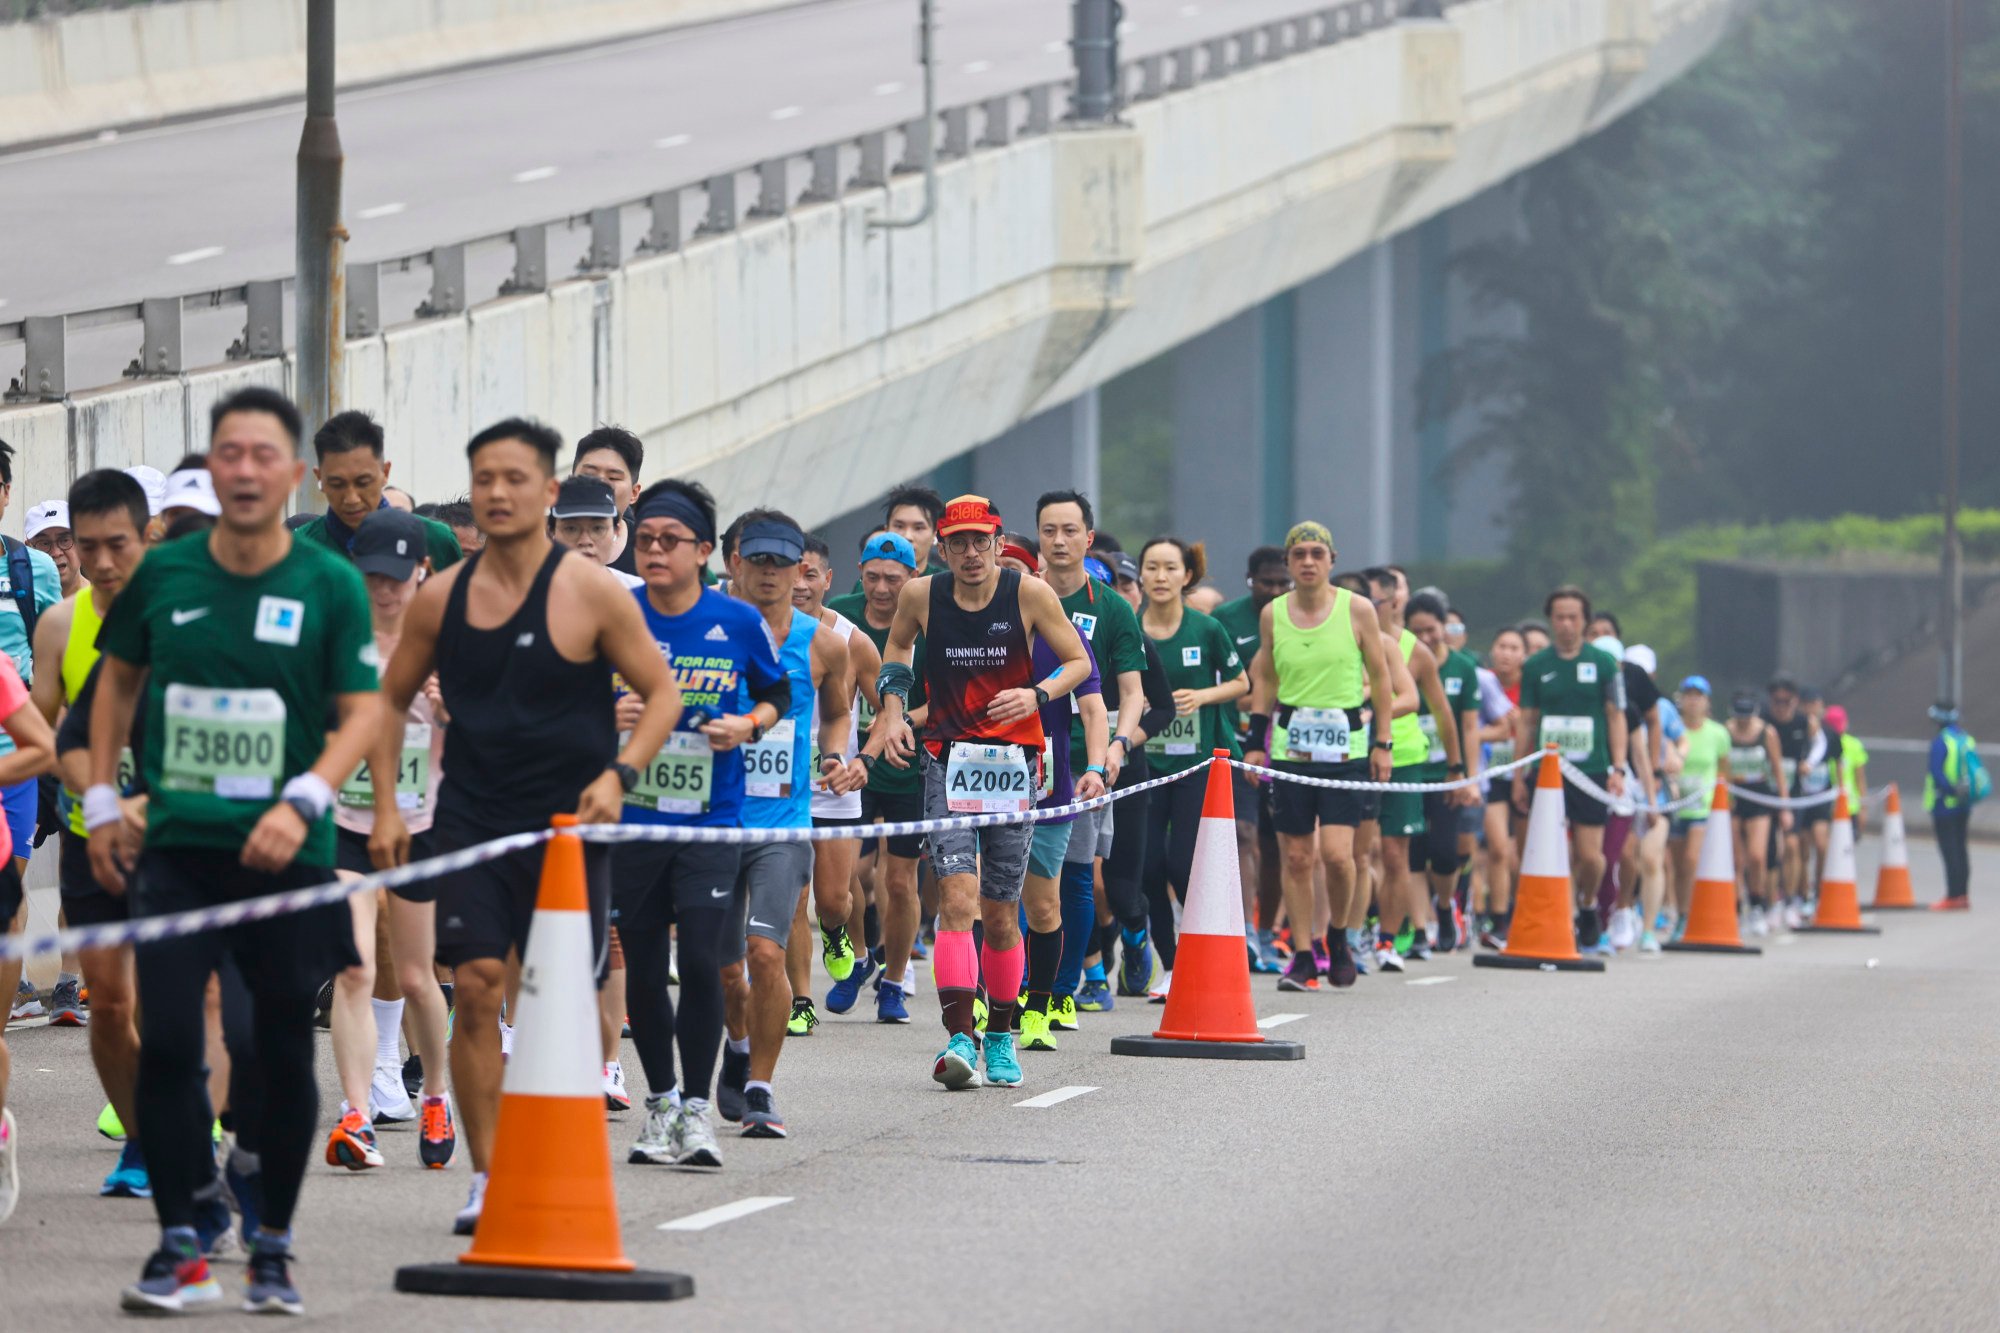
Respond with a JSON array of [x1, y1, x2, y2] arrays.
[[873, 495, 1091, 1093], [378, 418, 682, 1237]]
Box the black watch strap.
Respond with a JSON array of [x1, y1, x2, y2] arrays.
[[1033, 686, 1051, 710], [610, 762, 640, 794]]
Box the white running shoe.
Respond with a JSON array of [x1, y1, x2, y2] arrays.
[[602, 1061, 631, 1112], [1147, 971, 1173, 1005], [629, 1099, 676, 1165], [370, 1063, 416, 1125], [1376, 945, 1405, 974], [1749, 906, 1770, 938], [452, 1171, 487, 1235], [1783, 901, 1804, 931], [1638, 931, 1663, 955], [674, 1101, 722, 1168]]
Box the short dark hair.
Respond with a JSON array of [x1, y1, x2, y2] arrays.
[[1406, 592, 1449, 626], [1246, 545, 1286, 576], [802, 533, 831, 564], [1362, 565, 1396, 592], [313, 410, 384, 461], [210, 386, 303, 449], [164, 510, 219, 543], [0, 437, 12, 488], [1588, 610, 1622, 637], [573, 425, 644, 480], [438, 500, 475, 531], [68, 468, 150, 537], [883, 484, 944, 529], [467, 417, 562, 474], [1141, 535, 1207, 586], [1544, 585, 1591, 620], [1035, 489, 1094, 531], [172, 451, 208, 473], [1091, 531, 1122, 553], [635, 478, 717, 544], [1332, 571, 1370, 595], [412, 502, 443, 520], [721, 507, 802, 560]]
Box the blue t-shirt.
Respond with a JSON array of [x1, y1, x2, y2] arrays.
[[1035, 635, 1101, 824], [620, 586, 785, 828], [0, 543, 61, 758], [1658, 696, 1685, 743], [741, 607, 817, 831]]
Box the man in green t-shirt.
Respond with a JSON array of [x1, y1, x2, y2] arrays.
[[1512, 584, 1629, 952], [828, 531, 928, 1015], [296, 410, 462, 574], [1212, 546, 1291, 964], [87, 387, 387, 1315]]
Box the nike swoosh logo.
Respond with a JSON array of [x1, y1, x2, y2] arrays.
[[709, 887, 729, 899], [171, 608, 210, 626], [1235, 635, 1256, 645], [749, 917, 772, 929], [1541, 673, 1557, 683]]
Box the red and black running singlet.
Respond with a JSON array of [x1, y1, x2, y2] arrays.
[[922, 568, 1043, 756]]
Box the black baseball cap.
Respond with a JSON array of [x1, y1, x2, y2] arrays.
[[351, 509, 425, 580], [1109, 551, 1140, 584], [551, 475, 619, 521], [1730, 689, 1759, 717]]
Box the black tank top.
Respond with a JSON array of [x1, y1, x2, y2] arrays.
[[434, 544, 616, 831], [923, 568, 1042, 753]]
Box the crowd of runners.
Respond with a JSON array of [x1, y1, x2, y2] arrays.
[[0, 397, 1974, 1314]]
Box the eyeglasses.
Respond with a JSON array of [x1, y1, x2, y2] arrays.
[[30, 532, 74, 551], [943, 533, 995, 554], [634, 531, 698, 553]]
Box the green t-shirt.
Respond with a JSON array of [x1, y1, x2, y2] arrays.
[[827, 592, 924, 797], [1676, 718, 1730, 820], [298, 510, 462, 572], [1414, 646, 1481, 780], [1140, 607, 1244, 776], [1839, 732, 1868, 812], [1060, 578, 1145, 770], [96, 531, 378, 866], [1519, 643, 1623, 775], [1210, 593, 1261, 739]]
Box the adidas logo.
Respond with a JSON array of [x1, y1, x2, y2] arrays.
[[705, 624, 730, 642]]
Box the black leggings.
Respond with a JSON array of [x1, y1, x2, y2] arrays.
[[1937, 812, 1971, 901], [624, 904, 729, 1104], [1101, 772, 1151, 933], [1142, 776, 1206, 969]]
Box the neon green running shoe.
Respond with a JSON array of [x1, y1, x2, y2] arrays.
[[1049, 994, 1078, 1032], [1394, 922, 1416, 956], [98, 1103, 126, 1141], [819, 923, 856, 982], [786, 997, 819, 1037], [1019, 1007, 1057, 1051]]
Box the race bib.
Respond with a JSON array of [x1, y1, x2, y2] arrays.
[[856, 693, 877, 734], [162, 685, 285, 799], [1489, 738, 1515, 768], [1285, 707, 1350, 764], [115, 746, 137, 792], [743, 718, 797, 799], [945, 742, 1033, 814], [1541, 714, 1595, 761], [1147, 711, 1201, 757], [630, 731, 713, 815], [1419, 714, 1446, 764], [339, 722, 432, 812], [1731, 746, 1770, 783], [1801, 759, 1831, 793]]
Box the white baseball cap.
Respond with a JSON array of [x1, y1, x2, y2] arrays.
[[24, 500, 69, 541], [124, 465, 167, 516], [162, 468, 222, 517], [1625, 643, 1658, 675]]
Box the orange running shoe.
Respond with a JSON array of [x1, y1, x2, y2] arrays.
[[325, 1107, 382, 1170], [418, 1096, 456, 1170]]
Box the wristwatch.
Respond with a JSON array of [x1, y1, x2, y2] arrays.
[[819, 754, 845, 774], [1447, 763, 1466, 775], [610, 762, 640, 794], [1033, 686, 1051, 710], [1373, 739, 1394, 753], [749, 716, 766, 744]]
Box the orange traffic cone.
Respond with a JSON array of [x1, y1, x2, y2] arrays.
[[1662, 781, 1761, 955], [397, 817, 692, 1301], [1473, 748, 1604, 972], [1799, 790, 1880, 935], [1869, 785, 1917, 909], [1111, 753, 1303, 1060]]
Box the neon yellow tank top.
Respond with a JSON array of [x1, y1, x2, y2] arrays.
[[61, 586, 106, 706], [1270, 588, 1363, 709], [1388, 629, 1426, 767]]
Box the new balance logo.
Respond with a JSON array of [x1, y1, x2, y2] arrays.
[[516, 632, 535, 648], [705, 624, 730, 642]]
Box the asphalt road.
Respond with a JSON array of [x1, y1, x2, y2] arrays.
[[4, 837, 1995, 1328]]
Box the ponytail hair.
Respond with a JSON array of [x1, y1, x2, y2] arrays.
[[1141, 535, 1207, 590]]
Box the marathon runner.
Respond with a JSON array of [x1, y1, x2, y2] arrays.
[[297, 411, 462, 571], [0, 439, 62, 1022], [1763, 676, 1813, 927], [0, 583, 56, 1228], [1243, 523, 1396, 991], [569, 426, 644, 576], [1510, 585, 1628, 956], [86, 387, 378, 1312], [377, 418, 681, 1233], [1212, 546, 1291, 971], [1725, 688, 1786, 934], [1475, 626, 1525, 948], [1795, 687, 1840, 909], [1668, 676, 1730, 942], [24, 499, 79, 600], [1401, 591, 1480, 952], [873, 495, 1091, 1089], [882, 484, 947, 576]]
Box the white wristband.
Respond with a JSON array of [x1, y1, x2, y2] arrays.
[[83, 784, 125, 832], [280, 772, 335, 822]]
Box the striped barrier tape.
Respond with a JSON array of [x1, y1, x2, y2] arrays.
[[1225, 750, 1544, 794]]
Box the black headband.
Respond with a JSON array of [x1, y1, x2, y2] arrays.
[[635, 489, 714, 545]]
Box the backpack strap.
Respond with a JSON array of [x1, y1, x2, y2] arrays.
[[2, 536, 36, 649]]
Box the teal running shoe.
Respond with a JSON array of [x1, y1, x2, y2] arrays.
[[931, 1033, 982, 1090], [981, 1032, 1023, 1087], [100, 1140, 151, 1198]]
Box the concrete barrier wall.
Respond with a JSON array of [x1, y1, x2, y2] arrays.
[[0, 0, 815, 147]]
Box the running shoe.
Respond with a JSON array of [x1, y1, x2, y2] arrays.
[[630, 1099, 676, 1165], [100, 1140, 151, 1198], [674, 1102, 723, 1167], [787, 997, 819, 1037], [981, 1031, 1023, 1087], [48, 977, 85, 1027], [325, 1107, 383, 1171], [10, 979, 44, 1021], [1247, 937, 1281, 974], [932, 1033, 983, 1090], [1019, 1007, 1057, 1051], [1311, 938, 1331, 977], [1258, 927, 1291, 964], [1584, 936, 1616, 958], [0, 1109, 16, 1225], [243, 1240, 303, 1315], [1931, 896, 1970, 912], [97, 1102, 126, 1141], [223, 1144, 263, 1246], [193, 1189, 235, 1259], [875, 982, 911, 1024], [820, 922, 857, 982], [1325, 934, 1358, 989], [1348, 929, 1372, 976], [825, 947, 877, 1014], [972, 992, 989, 1035], [1374, 942, 1404, 973], [1049, 994, 1079, 1031], [718, 1044, 751, 1122], [1783, 900, 1804, 931], [1638, 931, 1662, 955], [371, 1063, 416, 1125], [120, 1236, 221, 1313], [312, 978, 333, 1030], [402, 1052, 423, 1099], [453, 1172, 486, 1235], [603, 1061, 631, 1112], [1076, 978, 1114, 1012], [419, 1096, 456, 1169], [1606, 907, 1636, 952], [1477, 924, 1506, 951], [1436, 908, 1459, 954], [1277, 951, 1320, 993], [1405, 936, 1433, 962], [1748, 906, 1770, 938], [1453, 900, 1471, 950], [910, 933, 929, 962], [1147, 970, 1173, 1004], [1393, 923, 1416, 957], [741, 1087, 786, 1139], [1116, 935, 1152, 997]]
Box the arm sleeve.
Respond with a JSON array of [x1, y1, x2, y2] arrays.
[[1136, 638, 1176, 740]]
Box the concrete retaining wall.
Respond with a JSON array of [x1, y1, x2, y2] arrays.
[[0, 0, 812, 147]]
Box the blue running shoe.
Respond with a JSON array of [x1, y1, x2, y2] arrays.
[[120, 1234, 220, 1314], [981, 1032, 1022, 1087], [1076, 978, 1114, 1012], [875, 980, 910, 1024], [825, 948, 877, 1014], [100, 1141, 151, 1199], [1117, 934, 1152, 997], [932, 1033, 982, 1090], [193, 1189, 234, 1258], [243, 1237, 303, 1315]]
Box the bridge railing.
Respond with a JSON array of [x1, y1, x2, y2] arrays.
[[2, 0, 1453, 402]]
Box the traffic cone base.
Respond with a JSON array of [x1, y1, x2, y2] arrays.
[[1662, 783, 1760, 954], [1661, 939, 1763, 956], [1472, 951, 1605, 973], [1797, 923, 1881, 935], [1112, 753, 1303, 1061], [395, 1264, 694, 1303]]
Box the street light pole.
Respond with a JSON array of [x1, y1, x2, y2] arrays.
[[296, 0, 345, 491], [1940, 0, 1963, 708], [1069, 0, 1122, 123]]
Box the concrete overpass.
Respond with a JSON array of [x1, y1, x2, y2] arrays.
[[1, 0, 1739, 560]]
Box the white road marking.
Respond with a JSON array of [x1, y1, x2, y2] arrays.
[[511, 165, 558, 183], [769, 105, 804, 121], [1257, 1012, 1306, 1028], [656, 133, 693, 149], [658, 1196, 793, 1232], [1015, 1085, 1099, 1109], [873, 81, 904, 96], [1406, 976, 1456, 986], [166, 245, 224, 265], [962, 59, 992, 74], [357, 202, 405, 219]]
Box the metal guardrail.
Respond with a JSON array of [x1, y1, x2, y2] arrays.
[[2, 0, 1456, 402]]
